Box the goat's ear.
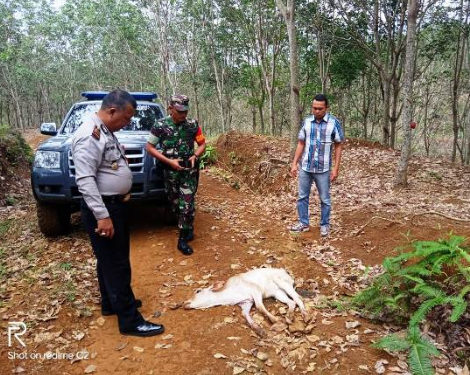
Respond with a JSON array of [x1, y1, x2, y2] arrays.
[[212, 280, 225, 291]]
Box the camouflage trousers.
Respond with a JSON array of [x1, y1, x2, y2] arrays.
[[163, 168, 198, 231]]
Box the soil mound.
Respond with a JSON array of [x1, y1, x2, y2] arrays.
[[214, 131, 292, 194], [0, 130, 32, 206]]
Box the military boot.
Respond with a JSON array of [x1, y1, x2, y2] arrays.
[[181, 228, 194, 242], [177, 233, 193, 256]]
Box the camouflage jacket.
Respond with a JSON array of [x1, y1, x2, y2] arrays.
[[147, 116, 205, 158]]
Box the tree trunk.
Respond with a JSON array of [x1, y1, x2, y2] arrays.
[[394, 0, 419, 186], [276, 0, 301, 160]]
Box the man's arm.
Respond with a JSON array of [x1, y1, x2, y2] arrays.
[[331, 142, 343, 181], [290, 140, 305, 178], [189, 141, 206, 168]]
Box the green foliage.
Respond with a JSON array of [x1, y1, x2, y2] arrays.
[[0, 127, 33, 164], [199, 145, 217, 169], [0, 220, 11, 237], [351, 235, 470, 374]]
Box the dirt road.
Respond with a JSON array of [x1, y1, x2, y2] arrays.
[[2, 131, 470, 374]]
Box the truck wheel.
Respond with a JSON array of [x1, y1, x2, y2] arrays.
[[37, 203, 71, 237]]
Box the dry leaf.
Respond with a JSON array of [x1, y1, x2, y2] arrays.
[[133, 346, 144, 353], [345, 321, 361, 329], [233, 366, 245, 374], [213, 353, 227, 359], [84, 365, 97, 374], [115, 342, 128, 351]]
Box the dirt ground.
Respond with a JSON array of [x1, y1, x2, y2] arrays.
[[1, 131, 469, 375]]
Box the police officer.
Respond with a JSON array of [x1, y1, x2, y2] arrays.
[[72, 89, 165, 337], [146, 95, 206, 256]]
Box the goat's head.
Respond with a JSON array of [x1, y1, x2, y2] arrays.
[[183, 281, 225, 310]]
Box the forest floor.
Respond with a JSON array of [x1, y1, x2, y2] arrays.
[[0, 130, 469, 375]]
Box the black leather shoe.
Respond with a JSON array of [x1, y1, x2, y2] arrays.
[[120, 321, 165, 337], [102, 299, 142, 316], [177, 238, 193, 255]]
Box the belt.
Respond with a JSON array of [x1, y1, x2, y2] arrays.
[[101, 193, 131, 204]]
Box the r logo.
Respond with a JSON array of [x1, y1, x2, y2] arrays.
[[8, 322, 27, 347]]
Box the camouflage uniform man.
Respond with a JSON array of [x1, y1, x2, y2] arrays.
[[146, 95, 206, 255]]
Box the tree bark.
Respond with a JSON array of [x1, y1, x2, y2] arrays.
[[394, 0, 419, 186], [275, 0, 301, 160]]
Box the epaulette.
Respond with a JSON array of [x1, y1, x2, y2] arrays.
[[91, 125, 100, 140]]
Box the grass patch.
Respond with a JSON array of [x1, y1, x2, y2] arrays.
[[0, 220, 11, 237]]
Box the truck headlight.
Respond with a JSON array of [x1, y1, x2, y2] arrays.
[[34, 151, 61, 169]]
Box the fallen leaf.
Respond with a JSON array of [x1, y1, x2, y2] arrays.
[[233, 366, 245, 374], [84, 365, 97, 374], [115, 342, 128, 351], [213, 353, 227, 359], [345, 321, 361, 329], [256, 351, 268, 361], [133, 346, 144, 353], [96, 317, 105, 326]]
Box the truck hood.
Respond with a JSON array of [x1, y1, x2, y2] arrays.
[[37, 131, 151, 152]]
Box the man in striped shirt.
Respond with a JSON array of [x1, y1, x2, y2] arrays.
[[290, 94, 345, 237]]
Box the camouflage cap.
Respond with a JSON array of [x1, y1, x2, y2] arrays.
[[170, 94, 189, 112]]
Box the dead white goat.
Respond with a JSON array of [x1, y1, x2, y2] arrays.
[[183, 268, 308, 336]]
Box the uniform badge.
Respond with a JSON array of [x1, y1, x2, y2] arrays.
[[111, 162, 118, 170], [91, 125, 100, 140]]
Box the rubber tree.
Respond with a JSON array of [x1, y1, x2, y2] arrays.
[[394, 0, 419, 186]]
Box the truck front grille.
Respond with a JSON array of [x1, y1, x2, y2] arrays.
[[68, 146, 145, 176]]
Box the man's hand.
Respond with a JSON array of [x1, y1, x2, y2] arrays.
[[95, 217, 114, 239], [169, 158, 184, 171], [189, 155, 198, 169], [331, 168, 339, 182], [290, 163, 298, 178]]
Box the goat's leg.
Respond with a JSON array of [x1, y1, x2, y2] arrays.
[[239, 300, 265, 337], [252, 291, 279, 323], [277, 281, 309, 321], [274, 289, 296, 320]]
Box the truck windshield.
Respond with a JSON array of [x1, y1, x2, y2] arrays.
[[61, 103, 164, 135]]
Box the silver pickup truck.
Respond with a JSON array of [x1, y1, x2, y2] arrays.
[[31, 91, 168, 236]]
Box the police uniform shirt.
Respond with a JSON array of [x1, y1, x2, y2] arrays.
[[71, 113, 132, 220]]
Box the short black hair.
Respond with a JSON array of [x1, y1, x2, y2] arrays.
[[101, 89, 137, 110], [313, 94, 329, 107]]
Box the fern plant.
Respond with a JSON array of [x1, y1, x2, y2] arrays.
[[351, 235, 470, 375]]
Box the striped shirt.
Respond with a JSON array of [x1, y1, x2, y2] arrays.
[[298, 113, 345, 173]]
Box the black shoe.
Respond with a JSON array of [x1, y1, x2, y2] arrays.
[[120, 321, 165, 337], [102, 299, 142, 316], [177, 238, 193, 255]]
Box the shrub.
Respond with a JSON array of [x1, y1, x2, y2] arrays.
[[199, 145, 218, 169]]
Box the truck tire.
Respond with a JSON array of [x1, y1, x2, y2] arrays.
[[37, 203, 71, 237]]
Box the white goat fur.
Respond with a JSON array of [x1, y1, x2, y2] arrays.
[[184, 268, 308, 335]]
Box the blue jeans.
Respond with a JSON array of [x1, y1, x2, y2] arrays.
[[297, 169, 331, 227]]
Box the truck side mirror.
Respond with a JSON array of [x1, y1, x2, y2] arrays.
[[40, 123, 57, 136]]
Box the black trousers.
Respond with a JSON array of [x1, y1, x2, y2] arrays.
[[81, 200, 144, 331]]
